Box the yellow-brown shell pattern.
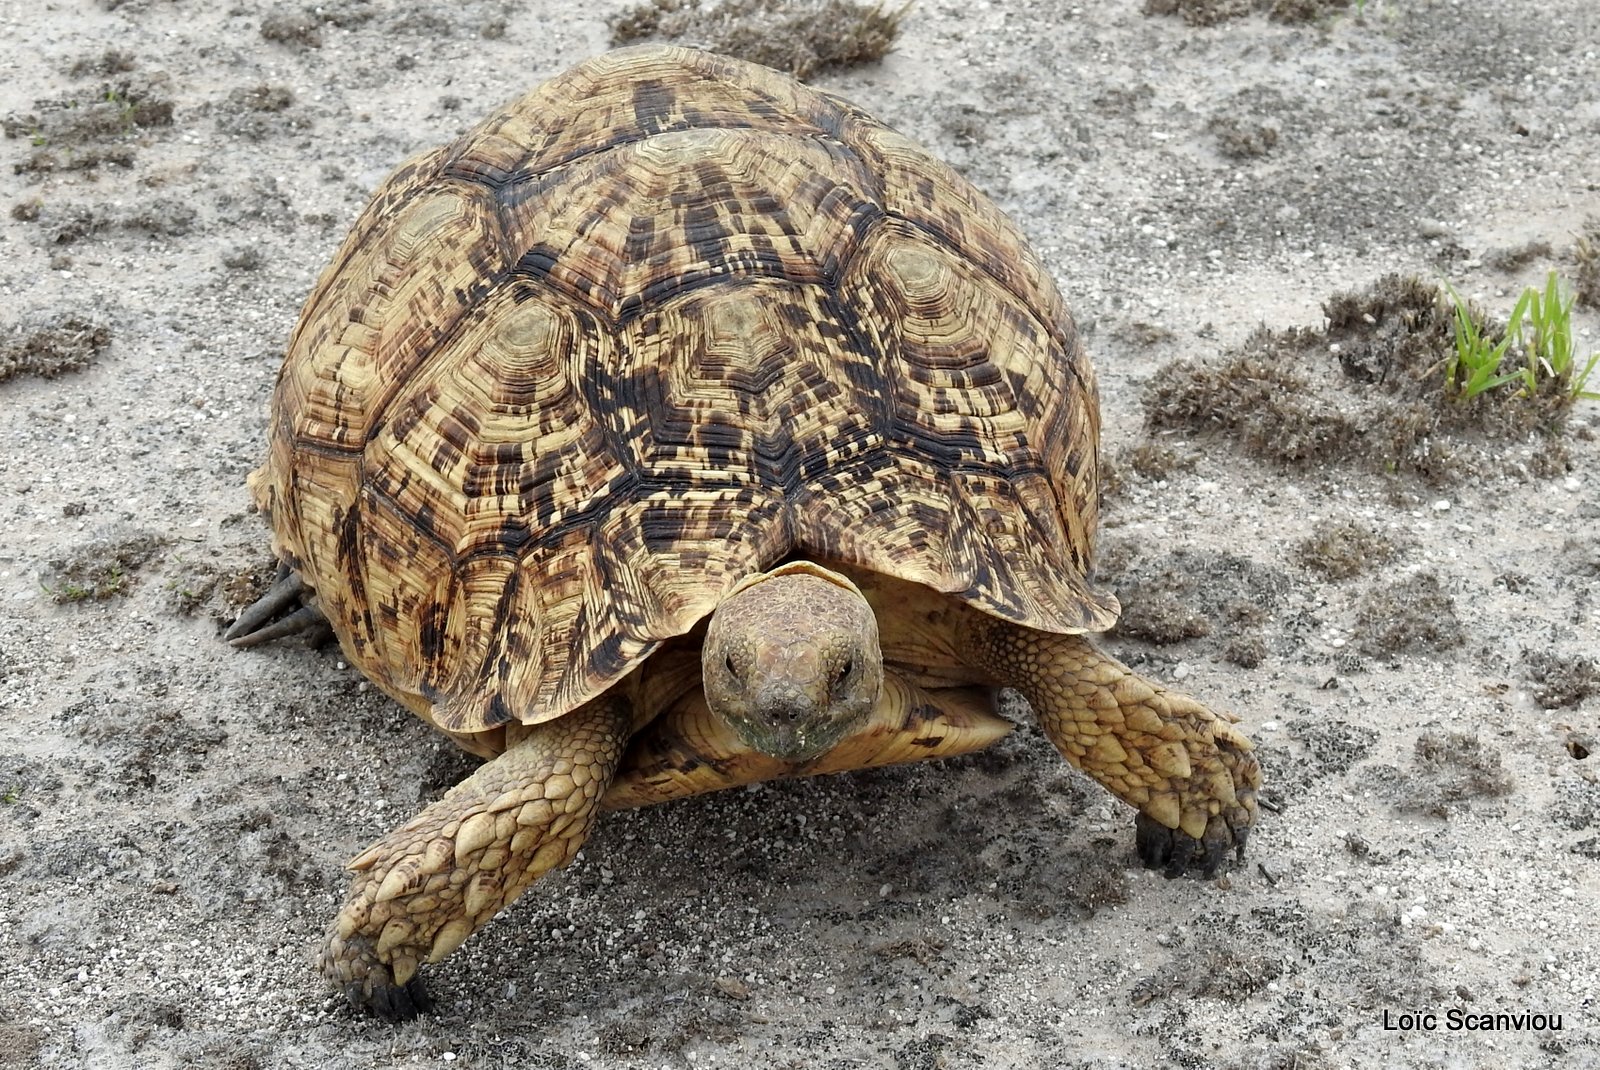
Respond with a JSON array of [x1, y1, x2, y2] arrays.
[[251, 45, 1117, 735]]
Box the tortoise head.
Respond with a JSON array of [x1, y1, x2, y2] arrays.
[[703, 562, 883, 763]]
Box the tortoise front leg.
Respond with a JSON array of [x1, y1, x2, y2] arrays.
[[319, 694, 633, 1018], [961, 621, 1260, 876]]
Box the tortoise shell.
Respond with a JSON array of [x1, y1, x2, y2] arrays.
[[250, 45, 1117, 738]]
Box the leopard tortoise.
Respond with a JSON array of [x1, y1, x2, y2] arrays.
[[228, 45, 1262, 1018]]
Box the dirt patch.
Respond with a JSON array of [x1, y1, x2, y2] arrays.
[[1290, 718, 1379, 780], [1101, 542, 1302, 668], [0, 316, 112, 383], [1207, 115, 1279, 160], [61, 687, 229, 798], [29, 197, 197, 245], [216, 84, 309, 142], [3, 66, 173, 176], [1485, 239, 1553, 274], [1144, 275, 1574, 484], [610, 0, 902, 78], [1131, 925, 1285, 1005], [259, 10, 324, 50], [166, 554, 278, 623]]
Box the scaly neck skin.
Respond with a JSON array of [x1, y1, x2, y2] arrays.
[[842, 567, 998, 688], [701, 562, 884, 762]]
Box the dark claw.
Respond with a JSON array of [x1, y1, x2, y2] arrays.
[[229, 603, 326, 647], [322, 928, 434, 1021], [225, 562, 328, 647], [348, 976, 433, 1022], [1135, 812, 1248, 879]]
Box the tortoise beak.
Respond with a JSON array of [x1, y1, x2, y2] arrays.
[[747, 681, 842, 762]]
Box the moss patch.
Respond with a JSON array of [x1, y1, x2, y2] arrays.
[[40, 530, 167, 604], [610, 0, 902, 78]]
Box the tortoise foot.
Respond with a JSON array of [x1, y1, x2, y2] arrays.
[[1134, 718, 1259, 878], [319, 930, 433, 1020]]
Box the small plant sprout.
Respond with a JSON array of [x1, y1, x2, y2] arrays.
[[1442, 281, 1528, 400], [1443, 273, 1599, 403], [1514, 271, 1600, 401]]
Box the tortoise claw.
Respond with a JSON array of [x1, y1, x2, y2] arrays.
[[321, 931, 434, 1021], [1135, 811, 1248, 879], [347, 976, 434, 1022], [225, 563, 330, 647]]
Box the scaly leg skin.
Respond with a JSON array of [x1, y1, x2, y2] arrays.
[[318, 694, 633, 1019], [962, 622, 1260, 877]]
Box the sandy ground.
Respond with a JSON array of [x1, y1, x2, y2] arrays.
[[2, 1, 1598, 1067]]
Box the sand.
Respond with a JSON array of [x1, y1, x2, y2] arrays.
[[1, 1, 1596, 1067]]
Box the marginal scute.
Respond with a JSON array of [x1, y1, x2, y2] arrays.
[[254, 44, 1114, 736]]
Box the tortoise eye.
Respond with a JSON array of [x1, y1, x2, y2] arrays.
[[724, 653, 739, 679], [837, 658, 853, 682]]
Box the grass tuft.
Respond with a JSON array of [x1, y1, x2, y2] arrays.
[[611, 0, 904, 79], [1444, 272, 1599, 404]]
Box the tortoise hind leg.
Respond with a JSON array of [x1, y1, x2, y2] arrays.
[[319, 693, 633, 1018], [224, 561, 332, 647], [961, 622, 1261, 877]]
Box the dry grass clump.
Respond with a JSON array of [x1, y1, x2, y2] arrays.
[[1294, 520, 1399, 580], [1143, 0, 1352, 26], [1575, 217, 1600, 311], [1354, 573, 1462, 658], [0, 317, 112, 383], [1405, 730, 1513, 817], [611, 0, 903, 78], [1523, 651, 1599, 710], [1143, 275, 1572, 484]]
